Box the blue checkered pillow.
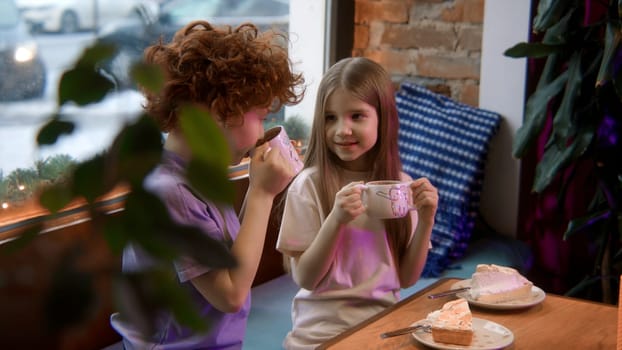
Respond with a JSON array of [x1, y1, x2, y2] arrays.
[[396, 82, 501, 277]]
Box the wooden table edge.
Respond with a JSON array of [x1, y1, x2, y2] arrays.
[[317, 277, 459, 349]]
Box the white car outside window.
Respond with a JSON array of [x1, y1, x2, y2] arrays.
[[15, 0, 159, 33]]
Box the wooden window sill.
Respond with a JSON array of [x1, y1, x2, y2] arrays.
[[0, 185, 130, 242]]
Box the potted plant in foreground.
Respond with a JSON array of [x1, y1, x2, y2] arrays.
[[505, 0, 622, 304], [2, 42, 237, 338]]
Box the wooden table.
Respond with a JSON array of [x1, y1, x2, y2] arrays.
[[318, 278, 616, 349]]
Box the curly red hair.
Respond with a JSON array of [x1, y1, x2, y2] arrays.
[[142, 20, 305, 132]]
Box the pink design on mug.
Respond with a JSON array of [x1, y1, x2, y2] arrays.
[[363, 181, 416, 219]]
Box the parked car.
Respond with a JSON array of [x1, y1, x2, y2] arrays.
[[96, 0, 289, 90], [15, 0, 159, 33], [0, 0, 46, 100]]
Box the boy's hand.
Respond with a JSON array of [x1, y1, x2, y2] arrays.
[[248, 143, 295, 197]]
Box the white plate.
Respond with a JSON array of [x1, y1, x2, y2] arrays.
[[451, 279, 546, 310], [411, 317, 514, 350]]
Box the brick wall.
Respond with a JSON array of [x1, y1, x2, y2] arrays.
[[353, 0, 484, 107]]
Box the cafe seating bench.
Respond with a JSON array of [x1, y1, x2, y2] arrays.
[[243, 231, 532, 350], [97, 82, 523, 349], [243, 82, 531, 349]]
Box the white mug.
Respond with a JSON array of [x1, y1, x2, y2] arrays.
[[256, 125, 303, 174], [362, 180, 416, 219]]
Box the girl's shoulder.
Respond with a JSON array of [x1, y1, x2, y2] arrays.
[[289, 166, 320, 191], [399, 171, 413, 182]]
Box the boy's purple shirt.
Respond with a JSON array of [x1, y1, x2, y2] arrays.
[[113, 150, 249, 350]]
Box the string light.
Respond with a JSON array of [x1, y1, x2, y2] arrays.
[[0, 183, 28, 212]]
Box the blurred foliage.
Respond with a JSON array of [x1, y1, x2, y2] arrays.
[[0, 154, 77, 204], [2, 41, 236, 337], [505, 0, 622, 303]]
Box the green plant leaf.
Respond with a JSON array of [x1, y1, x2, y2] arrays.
[[101, 210, 131, 255], [596, 20, 622, 87], [532, 0, 574, 34], [533, 144, 566, 192], [186, 158, 234, 206], [552, 52, 582, 144], [165, 221, 237, 269], [152, 269, 208, 331], [71, 154, 112, 203], [113, 273, 158, 336], [118, 190, 179, 261], [36, 118, 75, 146], [119, 188, 236, 269], [512, 53, 571, 159], [115, 269, 208, 336], [39, 183, 74, 213], [513, 69, 569, 158], [564, 209, 611, 240], [541, 8, 574, 45], [570, 118, 596, 158], [504, 42, 563, 58], [106, 188, 236, 334], [131, 62, 165, 94], [109, 115, 163, 186], [130, 188, 236, 268], [536, 51, 567, 89], [58, 67, 115, 106], [179, 105, 231, 168], [178, 105, 234, 204], [74, 42, 117, 68], [56, 41, 117, 106], [564, 275, 604, 298], [533, 121, 594, 192]]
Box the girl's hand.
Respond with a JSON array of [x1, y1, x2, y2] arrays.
[[410, 178, 438, 223], [331, 181, 366, 224]]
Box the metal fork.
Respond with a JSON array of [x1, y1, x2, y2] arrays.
[[380, 324, 432, 338]]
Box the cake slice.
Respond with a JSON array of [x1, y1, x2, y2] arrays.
[[470, 264, 533, 303], [426, 298, 473, 346]]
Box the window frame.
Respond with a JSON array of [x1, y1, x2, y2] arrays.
[[1, 0, 341, 233]]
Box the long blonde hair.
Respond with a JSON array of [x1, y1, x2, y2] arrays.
[[304, 57, 412, 269]]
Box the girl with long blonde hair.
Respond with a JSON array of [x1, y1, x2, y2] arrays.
[[277, 57, 438, 349]]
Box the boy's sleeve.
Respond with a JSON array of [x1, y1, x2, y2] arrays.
[[163, 183, 226, 283]]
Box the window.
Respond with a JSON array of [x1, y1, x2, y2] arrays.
[[0, 0, 331, 228]]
